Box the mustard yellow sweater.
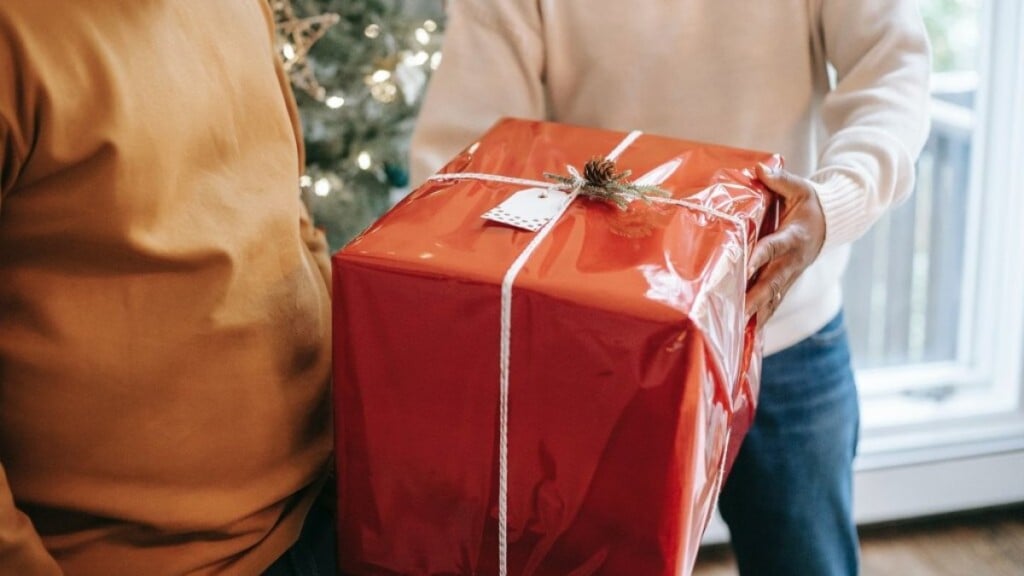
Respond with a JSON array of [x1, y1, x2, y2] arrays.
[[0, 1, 332, 574]]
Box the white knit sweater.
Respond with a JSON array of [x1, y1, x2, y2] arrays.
[[411, 0, 932, 354]]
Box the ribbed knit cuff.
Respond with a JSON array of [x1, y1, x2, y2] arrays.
[[810, 170, 866, 251]]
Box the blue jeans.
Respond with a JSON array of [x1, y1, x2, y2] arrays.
[[262, 498, 337, 576], [718, 312, 860, 576]]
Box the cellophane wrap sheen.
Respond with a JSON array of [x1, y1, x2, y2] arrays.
[[333, 118, 780, 576]]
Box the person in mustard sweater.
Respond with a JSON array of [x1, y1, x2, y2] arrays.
[[412, 2, 932, 575], [0, 1, 335, 574]]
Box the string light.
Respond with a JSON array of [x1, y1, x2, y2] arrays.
[[423, 19, 438, 32], [430, 51, 443, 70], [299, 175, 312, 188], [325, 94, 346, 108], [370, 82, 398, 103], [357, 151, 372, 170], [314, 177, 331, 197], [415, 27, 431, 45], [364, 24, 381, 38], [370, 69, 392, 83], [404, 50, 430, 66], [282, 43, 296, 60]]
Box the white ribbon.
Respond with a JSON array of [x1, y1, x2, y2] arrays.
[[427, 175, 743, 226], [427, 131, 743, 576]]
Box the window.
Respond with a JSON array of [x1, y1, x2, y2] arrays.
[[845, 1, 980, 371], [706, 1, 1023, 542], [847, 0, 1024, 522]]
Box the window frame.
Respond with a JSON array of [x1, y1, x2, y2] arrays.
[[704, 1, 1024, 546], [852, 0, 1024, 505]]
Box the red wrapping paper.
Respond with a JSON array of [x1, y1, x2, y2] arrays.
[[333, 119, 779, 576]]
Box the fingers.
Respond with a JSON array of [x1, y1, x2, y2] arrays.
[[745, 265, 776, 319], [748, 234, 780, 277], [747, 226, 801, 278], [756, 163, 809, 201], [744, 227, 804, 321], [745, 165, 828, 324], [745, 259, 795, 324]]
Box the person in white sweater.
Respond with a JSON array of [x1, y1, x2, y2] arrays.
[[411, 1, 931, 574]]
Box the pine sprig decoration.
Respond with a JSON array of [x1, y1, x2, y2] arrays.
[[583, 157, 624, 186], [546, 156, 670, 210]]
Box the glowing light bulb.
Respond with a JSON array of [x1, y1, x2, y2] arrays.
[[299, 175, 312, 188], [314, 178, 331, 197], [430, 51, 443, 70], [415, 27, 431, 45], [282, 43, 296, 60], [370, 82, 397, 103], [325, 95, 346, 109], [357, 151, 372, 170], [405, 50, 429, 66], [364, 24, 380, 38], [370, 69, 392, 83], [423, 20, 438, 33]]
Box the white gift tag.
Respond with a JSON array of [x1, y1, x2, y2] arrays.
[[482, 187, 571, 232]]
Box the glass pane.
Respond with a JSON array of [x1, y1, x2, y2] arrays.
[[843, 0, 981, 369]]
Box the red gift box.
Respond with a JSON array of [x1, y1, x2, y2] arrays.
[[333, 118, 778, 576]]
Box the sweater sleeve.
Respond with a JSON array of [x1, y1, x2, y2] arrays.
[[811, 0, 932, 250], [409, 0, 546, 186], [259, 0, 332, 292], [278, 60, 332, 293], [1, 115, 11, 214], [0, 110, 20, 203], [0, 20, 27, 203], [0, 463, 62, 575], [0, 17, 62, 576]]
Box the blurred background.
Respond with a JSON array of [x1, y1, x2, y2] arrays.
[[275, 0, 446, 250], [275, 0, 1023, 572]]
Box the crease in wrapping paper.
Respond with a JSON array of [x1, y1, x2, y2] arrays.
[[333, 118, 779, 576]]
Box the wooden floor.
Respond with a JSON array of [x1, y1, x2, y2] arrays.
[[693, 506, 1024, 576]]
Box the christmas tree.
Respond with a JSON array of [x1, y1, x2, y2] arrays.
[[272, 0, 446, 250]]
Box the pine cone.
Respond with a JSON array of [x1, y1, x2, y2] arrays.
[[583, 156, 618, 186]]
